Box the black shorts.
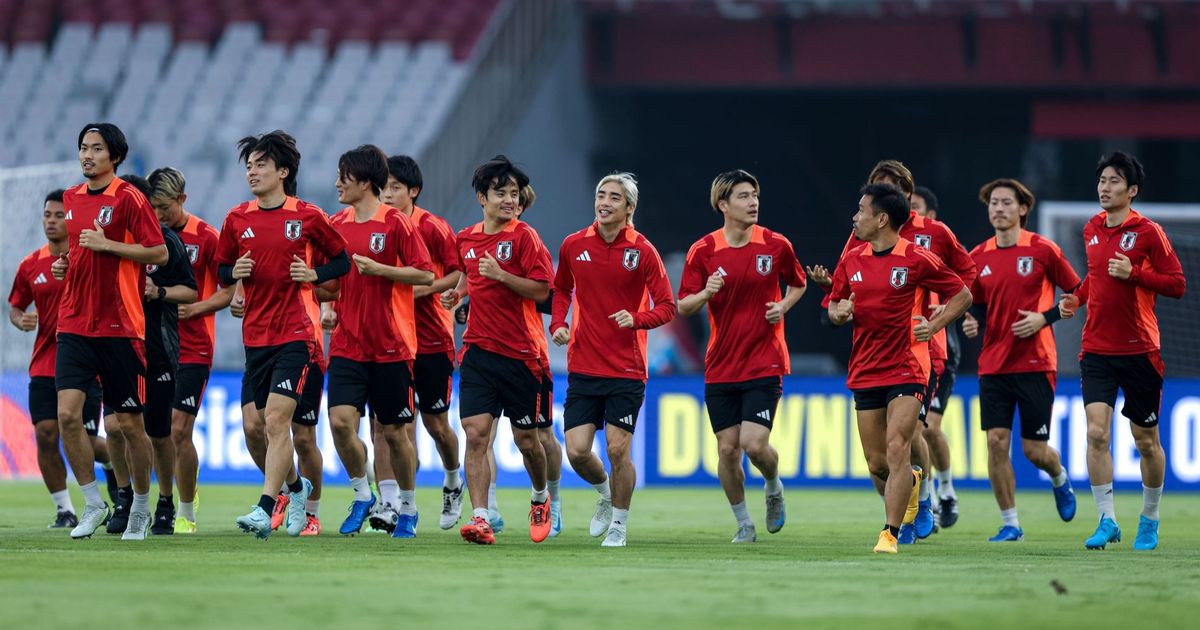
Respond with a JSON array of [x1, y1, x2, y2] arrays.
[[704, 376, 783, 433], [29, 377, 102, 436], [1080, 351, 1165, 427], [563, 373, 645, 433], [173, 363, 211, 415], [919, 363, 943, 422], [244, 342, 316, 409], [458, 345, 541, 430], [852, 382, 927, 412], [979, 372, 1055, 441], [144, 363, 176, 439], [293, 363, 324, 426], [327, 357, 415, 425], [55, 333, 146, 413], [537, 373, 554, 429], [413, 352, 453, 414], [927, 365, 956, 416]]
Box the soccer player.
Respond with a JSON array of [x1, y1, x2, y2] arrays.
[[962, 178, 1079, 542], [215, 130, 349, 539], [440, 155, 554, 545], [8, 189, 113, 528], [52, 123, 168, 539], [147, 167, 235, 533], [552, 172, 676, 547], [828, 183, 970, 554], [367, 154, 464, 532], [1059, 152, 1185, 551], [677, 170, 806, 543], [322, 145, 433, 537]]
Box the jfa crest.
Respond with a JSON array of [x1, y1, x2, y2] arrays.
[[622, 247, 641, 270], [756, 254, 773, 276], [185, 244, 199, 264], [890, 266, 909, 289], [914, 234, 931, 249], [369, 232, 386, 254], [1120, 231, 1138, 251], [97, 206, 114, 227], [145, 264, 159, 274], [496, 240, 513, 262], [284, 220, 303, 241], [1016, 256, 1034, 277]]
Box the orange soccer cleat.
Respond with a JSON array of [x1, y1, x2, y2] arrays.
[[529, 500, 551, 543], [271, 494, 289, 531], [460, 516, 495, 545], [298, 514, 321, 536]]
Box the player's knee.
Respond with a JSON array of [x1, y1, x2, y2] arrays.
[[35, 422, 59, 451], [566, 440, 592, 463], [885, 440, 911, 466], [741, 440, 770, 461], [116, 414, 144, 435], [1020, 441, 1046, 462], [606, 441, 631, 464], [717, 441, 741, 460], [867, 456, 889, 481], [1132, 432, 1160, 456], [986, 431, 1010, 456], [1085, 424, 1110, 449], [57, 408, 83, 430], [513, 428, 540, 452]]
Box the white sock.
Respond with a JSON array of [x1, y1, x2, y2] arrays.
[[473, 507, 489, 520], [80, 480, 103, 508], [1091, 483, 1116, 523], [1001, 508, 1020, 528], [764, 476, 783, 496], [937, 470, 956, 499], [593, 478, 612, 501], [399, 489, 417, 515], [378, 479, 399, 507], [444, 468, 462, 490], [488, 483, 499, 511], [131, 492, 150, 515], [1142, 485, 1162, 521], [612, 508, 629, 527], [531, 487, 548, 504], [350, 476, 370, 501], [548, 478, 561, 502], [305, 499, 320, 516], [179, 501, 195, 521], [731, 500, 753, 527], [918, 476, 932, 501], [1050, 468, 1068, 488], [51, 489, 74, 513]]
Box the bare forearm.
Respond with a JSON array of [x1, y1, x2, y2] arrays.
[[498, 272, 549, 302], [163, 286, 198, 304], [430, 270, 461, 294], [379, 266, 435, 286], [9, 307, 24, 329], [188, 286, 235, 316], [780, 285, 806, 312], [931, 289, 972, 332], [107, 242, 167, 265], [678, 293, 709, 317]]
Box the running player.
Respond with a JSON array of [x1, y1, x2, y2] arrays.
[[962, 178, 1079, 541], [323, 145, 433, 537], [53, 123, 168, 539], [677, 170, 806, 543], [1059, 152, 1185, 551], [440, 155, 555, 545], [553, 172, 676, 547], [147, 167, 235, 533], [8, 189, 113, 528], [827, 183, 971, 554], [216, 130, 349, 539]]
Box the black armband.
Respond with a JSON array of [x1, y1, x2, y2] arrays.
[[314, 250, 350, 284], [218, 264, 236, 287]]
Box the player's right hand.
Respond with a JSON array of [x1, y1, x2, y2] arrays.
[[552, 327, 570, 346], [17, 311, 38, 331], [232, 252, 254, 279], [962, 312, 979, 338], [703, 272, 724, 298], [1058, 294, 1079, 319], [440, 288, 460, 310], [51, 253, 68, 280], [230, 294, 245, 318], [831, 292, 855, 323], [805, 265, 833, 289]]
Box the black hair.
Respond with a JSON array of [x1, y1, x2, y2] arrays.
[[238, 130, 301, 196], [1096, 151, 1144, 197], [337, 144, 389, 197], [914, 185, 939, 214], [44, 189, 65, 205], [77, 123, 129, 170], [471, 154, 529, 197], [860, 183, 910, 231], [121, 174, 153, 199], [387, 155, 424, 201]]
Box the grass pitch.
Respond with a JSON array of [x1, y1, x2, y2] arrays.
[[2, 482, 1198, 629]]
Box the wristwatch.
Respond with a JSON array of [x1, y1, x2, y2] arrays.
[[157, 286, 167, 301]]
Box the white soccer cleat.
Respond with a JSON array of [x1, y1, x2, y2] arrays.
[[731, 523, 757, 543], [601, 524, 627, 547], [589, 499, 613, 537], [440, 485, 464, 530], [286, 478, 313, 537], [122, 510, 151, 541], [70, 503, 111, 539]]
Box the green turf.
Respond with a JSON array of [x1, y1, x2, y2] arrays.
[[2, 481, 1198, 629]]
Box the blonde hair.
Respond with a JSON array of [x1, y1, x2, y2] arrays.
[[710, 169, 759, 212], [519, 184, 536, 211], [867, 160, 915, 196], [147, 166, 186, 200], [596, 171, 639, 226]]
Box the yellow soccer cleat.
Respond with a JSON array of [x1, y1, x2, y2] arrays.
[[874, 529, 898, 554], [902, 468, 923, 525], [175, 517, 197, 534]]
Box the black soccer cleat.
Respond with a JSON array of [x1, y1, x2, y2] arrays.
[[107, 487, 132, 534], [151, 495, 176, 535], [939, 496, 959, 528], [49, 509, 78, 529]]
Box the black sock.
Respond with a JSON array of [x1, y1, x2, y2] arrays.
[[258, 495, 276, 514], [287, 478, 303, 494], [158, 495, 173, 504], [885, 524, 900, 537]]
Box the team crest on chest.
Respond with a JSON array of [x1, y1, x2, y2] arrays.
[[284, 220, 303, 241], [914, 234, 931, 249], [890, 266, 909, 289], [145, 264, 158, 274], [496, 240, 513, 262], [1120, 231, 1138, 251], [185, 244, 199, 264], [369, 232, 386, 254], [756, 254, 773, 276], [97, 206, 114, 227], [1016, 256, 1034, 277], [623, 247, 641, 270]]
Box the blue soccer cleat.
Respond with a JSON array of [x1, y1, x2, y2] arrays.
[[1053, 478, 1077, 522], [393, 511, 418, 539], [1133, 515, 1159, 551], [915, 498, 935, 539], [897, 523, 917, 545], [339, 494, 376, 536], [1084, 517, 1122, 549], [235, 505, 272, 540], [988, 525, 1024, 542], [286, 478, 313, 537], [548, 498, 562, 538], [488, 508, 505, 534]]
